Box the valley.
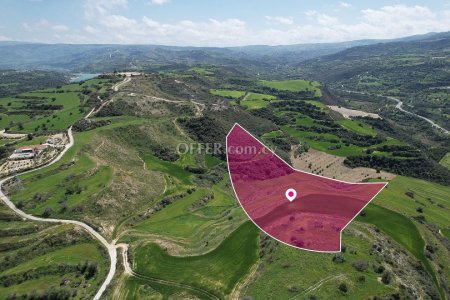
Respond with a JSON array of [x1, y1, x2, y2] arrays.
[[0, 30, 449, 300]]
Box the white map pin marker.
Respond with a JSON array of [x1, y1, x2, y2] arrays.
[[285, 188, 297, 202]]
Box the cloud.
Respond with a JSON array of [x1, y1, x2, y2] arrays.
[[83, 0, 128, 19], [29, 3, 450, 46], [150, 0, 170, 5], [100, 14, 137, 28], [305, 10, 317, 18], [265, 16, 294, 25], [0, 35, 11, 41], [340, 2, 351, 8], [23, 19, 69, 33], [316, 14, 339, 26]]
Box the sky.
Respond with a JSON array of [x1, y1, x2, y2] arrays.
[[1, 0, 450, 46]]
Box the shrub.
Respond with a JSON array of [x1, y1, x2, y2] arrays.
[[332, 254, 346, 263], [381, 271, 392, 284], [352, 260, 368, 272], [338, 283, 348, 293]]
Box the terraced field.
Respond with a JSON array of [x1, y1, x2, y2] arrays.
[[0, 72, 448, 300], [0, 203, 108, 299]]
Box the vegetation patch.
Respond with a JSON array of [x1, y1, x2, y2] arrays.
[[133, 222, 259, 298]]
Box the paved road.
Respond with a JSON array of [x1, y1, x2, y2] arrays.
[[341, 89, 449, 134], [386, 96, 449, 134]]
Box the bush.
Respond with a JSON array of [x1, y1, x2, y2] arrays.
[[42, 207, 53, 218], [332, 254, 346, 263], [357, 275, 366, 283], [381, 271, 392, 284], [338, 283, 348, 293], [352, 260, 368, 272]]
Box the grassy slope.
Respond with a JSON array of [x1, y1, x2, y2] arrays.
[[246, 223, 395, 299], [134, 222, 259, 298], [0, 204, 108, 299], [440, 152, 450, 170], [258, 79, 322, 97], [337, 119, 377, 136], [210, 89, 246, 98], [0, 78, 112, 133]]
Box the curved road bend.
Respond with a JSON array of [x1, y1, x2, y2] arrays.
[[0, 127, 125, 300], [0, 75, 216, 300], [385, 96, 449, 134], [340, 89, 449, 134]]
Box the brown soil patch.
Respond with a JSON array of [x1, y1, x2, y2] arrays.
[[291, 149, 395, 182]]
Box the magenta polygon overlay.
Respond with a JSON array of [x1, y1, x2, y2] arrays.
[[226, 123, 387, 252]]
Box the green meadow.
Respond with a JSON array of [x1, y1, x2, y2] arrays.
[[440, 152, 450, 170], [210, 89, 246, 99], [246, 223, 395, 299], [337, 119, 377, 136], [133, 222, 259, 298], [258, 79, 322, 97]]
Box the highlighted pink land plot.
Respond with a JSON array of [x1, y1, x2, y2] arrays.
[[226, 124, 387, 252]]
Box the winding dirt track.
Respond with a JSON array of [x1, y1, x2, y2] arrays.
[[0, 76, 218, 300], [0, 127, 126, 300]]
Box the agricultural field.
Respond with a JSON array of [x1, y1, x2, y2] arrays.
[[337, 119, 377, 136], [0, 70, 448, 300], [258, 79, 322, 97], [0, 203, 108, 299], [210, 89, 246, 99], [440, 152, 450, 170], [133, 222, 259, 299], [0, 78, 115, 133]]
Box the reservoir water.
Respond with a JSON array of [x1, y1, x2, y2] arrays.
[[70, 73, 100, 82]]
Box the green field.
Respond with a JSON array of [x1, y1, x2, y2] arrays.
[[133, 222, 259, 298], [210, 89, 246, 99], [245, 92, 276, 101], [246, 222, 395, 299], [357, 204, 425, 262], [0, 78, 112, 133], [373, 176, 450, 229], [0, 203, 108, 299], [440, 152, 450, 170], [337, 119, 377, 136], [258, 79, 322, 97]]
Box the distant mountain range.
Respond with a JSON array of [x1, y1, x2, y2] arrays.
[[0, 31, 448, 73]]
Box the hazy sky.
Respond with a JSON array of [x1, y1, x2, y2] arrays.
[[1, 0, 450, 46]]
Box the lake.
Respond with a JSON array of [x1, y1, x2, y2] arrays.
[[70, 73, 100, 83]]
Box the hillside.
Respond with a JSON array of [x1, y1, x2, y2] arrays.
[[0, 66, 447, 299]]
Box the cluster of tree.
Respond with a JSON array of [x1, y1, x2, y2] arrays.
[[194, 163, 227, 186], [250, 107, 289, 125], [0, 231, 89, 273], [0, 70, 68, 97], [1, 260, 97, 289], [72, 119, 111, 132], [23, 103, 63, 111], [95, 100, 133, 117], [344, 156, 450, 185], [270, 100, 327, 120], [6, 286, 73, 300], [145, 191, 192, 217]]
